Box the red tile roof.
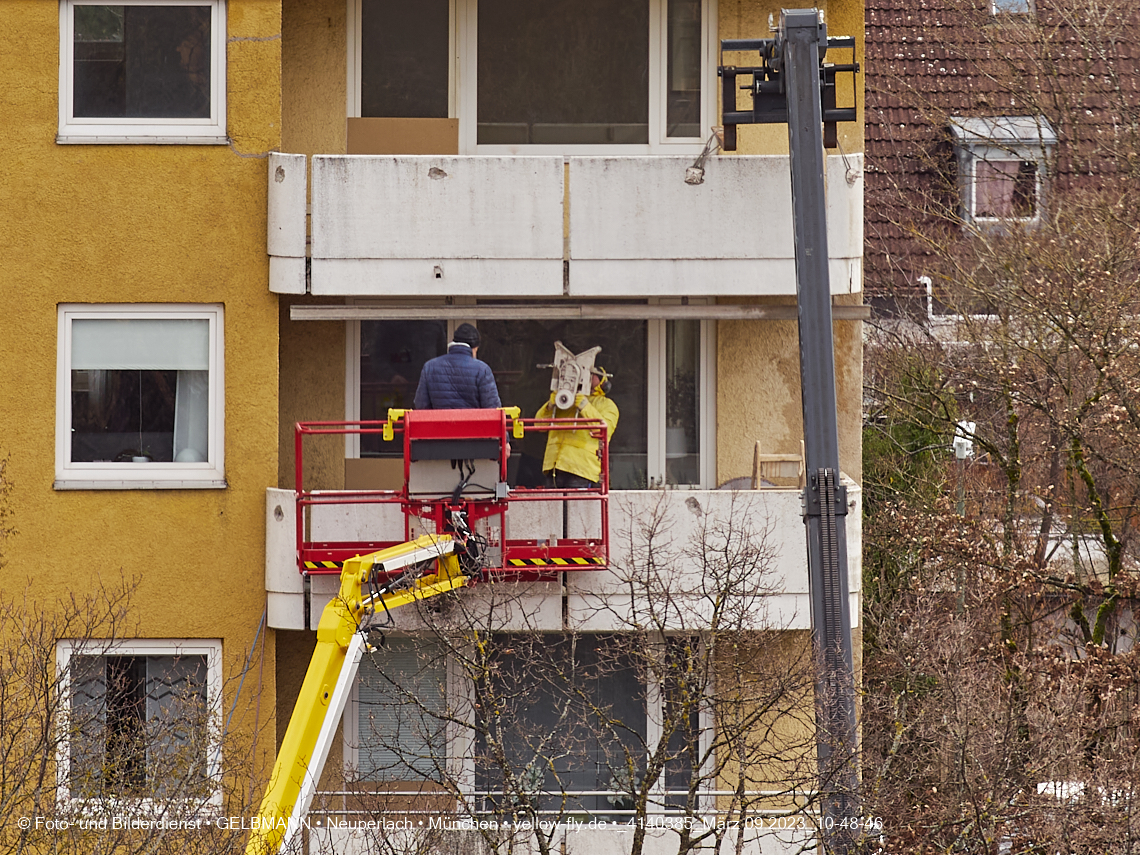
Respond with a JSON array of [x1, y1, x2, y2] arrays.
[[864, 0, 1140, 298]]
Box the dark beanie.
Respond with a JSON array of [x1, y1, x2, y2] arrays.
[[454, 323, 481, 348]]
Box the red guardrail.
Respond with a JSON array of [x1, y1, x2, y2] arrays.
[[294, 413, 609, 578]]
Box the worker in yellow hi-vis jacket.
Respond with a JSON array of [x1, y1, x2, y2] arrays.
[[536, 366, 619, 488]]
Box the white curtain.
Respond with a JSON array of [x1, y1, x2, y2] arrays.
[[173, 370, 209, 462]]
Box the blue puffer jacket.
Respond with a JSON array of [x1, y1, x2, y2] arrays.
[[414, 345, 502, 409]]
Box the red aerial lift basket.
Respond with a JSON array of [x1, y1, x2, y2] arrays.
[[295, 408, 609, 581]]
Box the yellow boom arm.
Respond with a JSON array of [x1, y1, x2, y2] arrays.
[[245, 534, 471, 855]]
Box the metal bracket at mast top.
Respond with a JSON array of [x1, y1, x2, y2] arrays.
[[717, 19, 859, 151]]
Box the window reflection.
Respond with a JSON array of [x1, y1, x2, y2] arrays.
[[360, 0, 450, 118], [666, 0, 702, 138], [73, 4, 211, 119], [477, 0, 650, 145], [360, 320, 448, 456]]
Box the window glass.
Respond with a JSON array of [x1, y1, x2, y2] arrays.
[[975, 159, 1037, 219], [360, 0, 449, 118], [992, 0, 1030, 12], [355, 316, 709, 487], [73, 4, 212, 119], [70, 318, 210, 463], [666, 0, 702, 138], [475, 635, 646, 814], [69, 654, 209, 798], [663, 637, 700, 807], [477, 0, 650, 145], [665, 319, 700, 486], [360, 320, 448, 456], [356, 639, 447, 782], [476, 319, 648, 489]]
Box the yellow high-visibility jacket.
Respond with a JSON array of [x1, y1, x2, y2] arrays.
[[535, 391, 620, 484]]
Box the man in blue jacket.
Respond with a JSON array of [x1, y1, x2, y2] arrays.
[[414, 323, 502, 409]]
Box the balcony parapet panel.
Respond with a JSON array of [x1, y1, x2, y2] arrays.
[[265, 485, 862, 634], [267, 154, 864, 298], [568, 155, 863, 296]]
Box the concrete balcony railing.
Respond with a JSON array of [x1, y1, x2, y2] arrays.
[[265, 484, 861, 634], [267, 153, 863, 299]]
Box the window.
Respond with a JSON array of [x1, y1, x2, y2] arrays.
[[475, 635, 646, 815], [349, 311, 715, 488], [475, 0, 652, 146], [991, 0, 1031, 13], [975, 159, 1037, 219], [58, 1, 227, 144], [951, 116, 1056, 227], [351, 638, 448, 782], [479, 318, 651, 488], [358, 0, 451, 119], [57, 639, 222, 805], [349, 0, 713, 153], [56, 305, 225, 489], [347, 634, 702, 813]]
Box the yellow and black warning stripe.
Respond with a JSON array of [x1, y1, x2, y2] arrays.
[[303, 560, 343, 571], [507, 557, 605, 567], [308, 557, 604, 570]]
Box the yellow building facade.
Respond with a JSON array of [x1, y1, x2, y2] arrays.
[[1, 0, 281, 840], [1, 0, 863, 852]]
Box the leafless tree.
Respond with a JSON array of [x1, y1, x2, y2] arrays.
[[0, 573, 271, 855], [332, 492, 824, 855], [0, 457, 268, 855], [864, 7, 1140, 826]]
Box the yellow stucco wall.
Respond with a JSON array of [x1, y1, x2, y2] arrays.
[[0, 0, 284, 809], [282, 0, 347, 157]]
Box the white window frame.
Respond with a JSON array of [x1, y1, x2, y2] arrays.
[[346, 0, 717, 155], [344, 303, 716, 488], [647, 304, 717, 489], [58, 0, 228, 144], [951, 116, 1056, 229], [55, 638, 224, 811], [55, 304, 226, 490], [966, 153, 1042, 225]]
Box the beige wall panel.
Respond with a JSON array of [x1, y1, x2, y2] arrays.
[[279, 298, 347, 490], [347, 118, 460, 155], [716, 311, 861, 485]]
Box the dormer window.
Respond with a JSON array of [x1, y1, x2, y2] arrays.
[[951, 116, 1057, 228], [991, 0, 1031, 13]]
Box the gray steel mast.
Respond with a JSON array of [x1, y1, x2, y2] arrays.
[[720, 10, 859, 852]]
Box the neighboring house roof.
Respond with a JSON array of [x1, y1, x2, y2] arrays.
[[864, 0, 1140, 305]]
